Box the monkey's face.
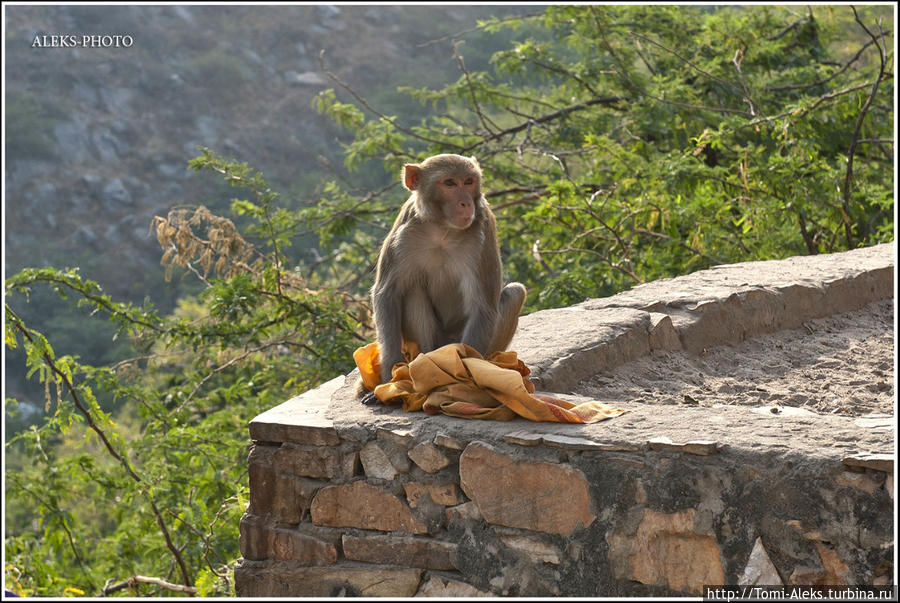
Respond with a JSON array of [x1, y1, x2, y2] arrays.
[[436, 173, 479, 230]]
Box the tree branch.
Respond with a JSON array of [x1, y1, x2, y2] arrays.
[[318, 50, 465, 151], [842, 6, 887, 248], [9, 309, 193, 590], [461, 95, 627, 153], [100, 575, 198, 596]]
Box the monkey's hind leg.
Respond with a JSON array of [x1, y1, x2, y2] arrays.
[[488, 282, 527, 355]]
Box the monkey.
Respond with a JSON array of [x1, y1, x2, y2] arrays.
[[360, 154, 526, 399]]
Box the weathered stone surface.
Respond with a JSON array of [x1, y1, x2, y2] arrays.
[[648, 312, 682, 350], [235, 560, 422, 597], [239, 513, 270, 561], [342, 534, 457, 570], [376, 428, 414, 472], [408, 442, 452, 473], [607, 508, 725, 594], [415, 575, 493, 597], [503, 430, 543, 446], [787, 545, 853, 589], [273, 473, 326, 524], [269, 526, 339, 564], [360, 441, 399, 480], [841, 453, 893, 473], [310, 481, 428, 534], [239, 514, 339, 564], [249, 376, 343, 445], [404, 482, 461, 508], [276, 442, 352, 480], [513, 307, 651, 392], [543, 433, 641, 452], [459, 441, 595, 536], [434, 434, 466, 450], [814, 542, 853, 585], [497, 532, 562, 565], [853, 415, 894, 430], [834, 470, 884, 494], [738, 537, 782, 586], [248, 445, 278, 516], [649, 437, 720, 456], [445, 501, 482, 524]]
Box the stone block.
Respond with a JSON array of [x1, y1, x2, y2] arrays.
[[459, 441, 595, 536], [404, 482, 462, 508], [512, 306, 651, 392], [408, 442, 452, 473], [276, 442, 353, 480], [416, 575, 493, 597], [434, 434, 466, 450], [235, 560, 422, 597], [272, 474, 326, 524], [342, 534, 457, 570], [497, 532, 562, 565], [648, 437, 720, 456], [249, 376, 343, 445], [269, 525, 339, 565], [606, 508, 725, 594], [738, 537, 782, 586], [239, 513, 270, 561], [445, 501, 482, 524], [648, 312, 682, 350], [834, 471, 884, 494], [360, 441, 399, 480], [310, 481, 428, 534], [841, 453, 893, 473], [248, 446, 278, 516], [503, 430, 543, 446]]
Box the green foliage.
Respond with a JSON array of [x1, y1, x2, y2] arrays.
[[4, 5, 893, 597], [307, 5, 893, 309], [5, 153, 362, 596]]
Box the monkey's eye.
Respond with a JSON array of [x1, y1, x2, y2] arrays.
[[443, 179, 457, 187], [464, 178, 475, 186]]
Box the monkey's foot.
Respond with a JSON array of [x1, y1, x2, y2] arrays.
[[359, 391, 380, 406]]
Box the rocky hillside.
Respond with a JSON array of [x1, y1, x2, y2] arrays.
[[5, 4, 530, 304]]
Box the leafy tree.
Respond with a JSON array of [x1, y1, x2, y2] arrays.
[[310, 5, 893, 309], [4, 5, 893, 597], [4, 153, 363, 596]]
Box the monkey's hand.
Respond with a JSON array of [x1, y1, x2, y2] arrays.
[[359, 390, 380, 406]]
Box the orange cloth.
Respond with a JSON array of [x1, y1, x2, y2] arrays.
[[354, 342, 626, 423]]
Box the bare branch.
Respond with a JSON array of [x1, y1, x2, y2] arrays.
[[732, 48, 760, 117], [842, 6, 888, 247], [317, 50, 465, 151], [628, 30, 746, 102], [765, 29, 891, 92], [461, 95, 627, 153], [452, 40, 500, 134], [100, 575, 198, 596]]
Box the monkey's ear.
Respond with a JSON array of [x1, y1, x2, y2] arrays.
[[469, 156, 481, 169], [403, 164, 420, 191]]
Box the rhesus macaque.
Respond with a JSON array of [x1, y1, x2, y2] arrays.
[[365, 154, 526, 390]]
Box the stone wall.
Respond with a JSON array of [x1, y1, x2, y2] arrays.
[[235, 243, 895, 596]]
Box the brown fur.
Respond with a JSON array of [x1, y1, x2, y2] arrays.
[[367, 154, 526, 389]]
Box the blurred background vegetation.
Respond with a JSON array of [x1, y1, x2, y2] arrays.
[[4, 4, 893, 596]]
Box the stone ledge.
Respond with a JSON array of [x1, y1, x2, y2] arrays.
[[238, 244, 895, 597], [249, 375, 343, 444], [518, 242, 894, 391], [317, 243, 893, 466]]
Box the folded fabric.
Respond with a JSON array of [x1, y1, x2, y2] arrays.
[[354, 342, 626, 423]]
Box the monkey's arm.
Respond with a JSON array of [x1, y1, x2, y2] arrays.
[[460, 211, 503, 356], [372, 237, 406, 384]]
